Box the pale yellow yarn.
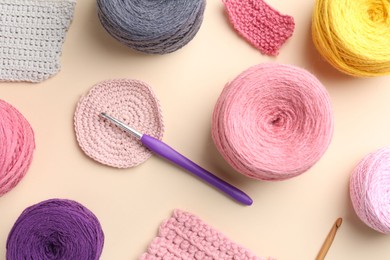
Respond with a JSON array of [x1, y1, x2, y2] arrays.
[[312, 0, 390, 77]]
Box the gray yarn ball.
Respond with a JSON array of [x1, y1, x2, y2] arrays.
[[97, 0, 206, 54]]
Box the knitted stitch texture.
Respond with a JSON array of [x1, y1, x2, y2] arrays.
[[0, 0, 76, 82], [0, 99, 35, 196], [74, 79, 164, 168], [141, 209, 272, 260], [223, 0, 295, 56]]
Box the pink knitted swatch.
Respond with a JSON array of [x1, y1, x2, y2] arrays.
[[141, 209, 272, 260], [0, 99, 35, 196], [212, 63, 333, 181], [223, 0, 295, 56], [74, 79, 164, 168]]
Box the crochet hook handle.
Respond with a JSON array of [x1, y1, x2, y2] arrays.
[[141, 134, 253, 205], [100, 112, 253, 206]]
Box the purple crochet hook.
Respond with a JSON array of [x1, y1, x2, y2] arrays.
[[100, 113, 253, 206]]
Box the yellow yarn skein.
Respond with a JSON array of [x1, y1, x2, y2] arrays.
[[312, 0, 390, 77]]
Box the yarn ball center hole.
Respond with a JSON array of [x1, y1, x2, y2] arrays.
[[367, 1, 389, 23], [43, 232, 67, 258]]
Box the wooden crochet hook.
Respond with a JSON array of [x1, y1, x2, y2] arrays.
[[316, 218, 342, 260]]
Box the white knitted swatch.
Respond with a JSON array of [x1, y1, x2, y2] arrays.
[[0, 0, 76, 82]]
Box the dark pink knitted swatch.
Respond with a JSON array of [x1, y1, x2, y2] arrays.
[[141, 209, 273, 260], [223, 0, 295, 56]]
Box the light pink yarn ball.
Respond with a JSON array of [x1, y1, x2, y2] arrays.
[[212, 63, 333, 181], [0, 99, 35, 196], [350, 147, 390, 234], [74, 79, 164, 168]]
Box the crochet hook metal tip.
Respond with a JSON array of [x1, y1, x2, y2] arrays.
[[100, 112, 142, 139], [100, 113, 253, 206]]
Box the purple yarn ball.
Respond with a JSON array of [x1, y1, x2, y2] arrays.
[[6, 199, 104, 260]]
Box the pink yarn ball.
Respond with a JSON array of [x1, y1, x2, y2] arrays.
[[212, 63, 333, 181], [350, 147, 390, 234], [0, 99, 35, 196]]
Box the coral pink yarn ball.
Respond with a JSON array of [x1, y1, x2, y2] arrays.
[[212, 63, 333, 181], [0, 99, 35, 196], [350, 147, 390, 234]]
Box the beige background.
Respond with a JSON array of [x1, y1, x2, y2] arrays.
[[1, 0, 390, 259]]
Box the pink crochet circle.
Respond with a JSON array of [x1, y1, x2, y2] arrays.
[[212, 63, 333, 181], [74, 79, 164, 168], [0, 99, 35, 196], [350, 147, 390, 234]]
